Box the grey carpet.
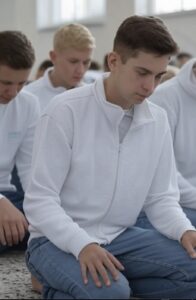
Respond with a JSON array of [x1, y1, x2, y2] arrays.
[[0, 251, 41, 299]]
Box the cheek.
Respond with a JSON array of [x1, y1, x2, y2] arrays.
[[0, 86, 7, 95], [58, 63, 71, 76]]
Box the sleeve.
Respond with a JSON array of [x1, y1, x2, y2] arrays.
[[15, 96, 41, 191], [178, 173, 196, 209], [24, 110, 97, 259], [143, 127, 195, 241], [149, 87, 177, 140], [150, 88, 196, 209]]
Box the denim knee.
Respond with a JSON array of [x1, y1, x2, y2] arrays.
[[91, 275, 131, 299]]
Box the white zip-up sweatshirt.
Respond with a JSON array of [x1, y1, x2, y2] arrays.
[[24, 76, 195, 259], [23, 68, 67, 112], [0, 91, 40, 199], [149, 58, 196, 209]]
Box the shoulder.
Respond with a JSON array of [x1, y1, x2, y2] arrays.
[[147, 100, 168, 121], [23, 77, 45, 92], [45, 84, 94, 116], [149, 78, 179, 104], [15, 90, 40, 117], [147, 100, 170, 134]]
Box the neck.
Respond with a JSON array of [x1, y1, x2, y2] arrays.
[[49, 69, 70, 89], [104, 77, 134, 110]]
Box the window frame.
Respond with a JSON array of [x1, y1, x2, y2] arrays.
[[134, 0, 196, 16], [36, 0, 106, 31]]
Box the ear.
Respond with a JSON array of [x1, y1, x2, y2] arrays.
[[49, 50, 57, 64], [107, 52, 120, 71]]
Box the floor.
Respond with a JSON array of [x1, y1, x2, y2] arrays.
[[0, 251, 41, 299]]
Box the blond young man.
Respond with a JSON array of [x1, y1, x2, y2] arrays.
[[24, 23, 95, 111], [24, 16, 196, 299]]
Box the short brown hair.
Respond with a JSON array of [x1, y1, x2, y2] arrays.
[[113, 15, 178, 62], [53, 23, 95, 52], [0, 30, 35, 69]]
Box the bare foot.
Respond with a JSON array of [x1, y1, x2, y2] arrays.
[[31, 275, 42, 294]]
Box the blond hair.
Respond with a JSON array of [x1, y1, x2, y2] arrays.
[[53, 23, 95, 52]]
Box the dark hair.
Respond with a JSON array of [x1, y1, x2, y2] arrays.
[[113, 15, 178, 63], [0, 30, 35, 69], [176, 51, 193, 60], [89, 60, 101, 71], [38, 59, 53, 71]]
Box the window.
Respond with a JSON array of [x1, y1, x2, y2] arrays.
[[36, 0, 106, 30], [135, 0, 196, 15]]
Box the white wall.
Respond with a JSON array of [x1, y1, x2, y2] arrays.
[[160, 11, 196, 57], [0, 0, 196, 79]]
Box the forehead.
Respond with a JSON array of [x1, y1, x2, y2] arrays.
[[0, 65, 30, 82], [56, 47, 93, 59], [125, 51, 170, 73]]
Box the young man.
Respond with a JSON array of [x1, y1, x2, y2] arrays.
[[0, 31, 40, 253], [149, 58, 196, 222], [24, 16, 196, 299], [24, 23, 95, 111]]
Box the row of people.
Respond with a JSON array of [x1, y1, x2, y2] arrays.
[[0, 16, 196, 299]]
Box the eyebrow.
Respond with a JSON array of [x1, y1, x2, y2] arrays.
[[135, 67, 167, 76], [0, 80, 26, 84]]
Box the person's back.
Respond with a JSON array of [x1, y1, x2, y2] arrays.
[[24, 23, 95, 111], [24, 15, 196, 299], [0, 31, 40, 253], [83, 60, 103, 83], [149, 57, 196, 209]]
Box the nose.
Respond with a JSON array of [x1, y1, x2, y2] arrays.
[[6, 84, 19, 98], [76, 62, 86, 75], [142, 77, 155, 94]]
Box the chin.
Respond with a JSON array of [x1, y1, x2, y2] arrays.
[[0, 98, 12, 104], [134, 96, 146, 103]]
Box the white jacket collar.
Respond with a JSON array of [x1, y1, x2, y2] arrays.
[[94, 74, 155, 129]]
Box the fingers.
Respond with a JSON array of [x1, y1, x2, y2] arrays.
[[181, 231, 196, 259], [81, 263, 88, 285], [0, 226, 6, 246], [17, 220, 26, 242], [0, 217, 27, 246], [3, 222, 17, 246], [184, 243, 196, 259], [0, 199, 28, 247], [107, 252, 125, 271], [80, 245, 124, 288], [81, 260, 110, 288], [88, 264, 103, 287]]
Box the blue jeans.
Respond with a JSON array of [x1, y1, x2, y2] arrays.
[[26, 227, 196, 299], [11, 166, 24, 193], [0, 190, 28, 254], [136, 207, 196, 230]]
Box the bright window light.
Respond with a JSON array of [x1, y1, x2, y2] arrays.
[[36, 0, 106, 30], [135, 0, 196, 15]]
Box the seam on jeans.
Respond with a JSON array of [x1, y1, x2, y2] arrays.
[[43, 256, 93, 299], [119, 254, 190, 281], [134, 280, 187, 298], [118, 255, 192, 298], [26, 252, 46, 286]]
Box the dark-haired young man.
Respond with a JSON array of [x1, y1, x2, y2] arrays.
[[24, 16, 196, 299], [0, 31, 40, 253]]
